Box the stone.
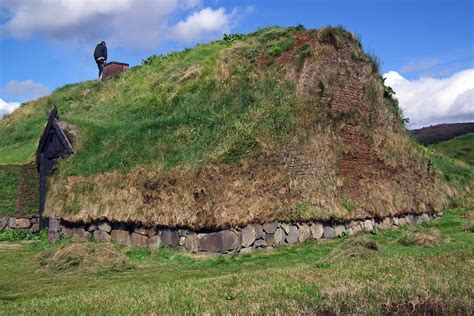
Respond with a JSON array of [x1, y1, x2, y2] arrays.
[[377, 217, 391, 230], [98, 222, 112, 233], [184, 234, 198, 253], [334, 224, 346, 236], [30, 217, 38, 224], [352, 223, 362, 234], [263, 221, 278, 234], [298, 224, 311, 242], [160, 229, 180, 247], [398, 217, 407, 225], [254, 224, 264, 239], [198, 232, 222, 252], [48, 218, 62, 243], [62, 227, 73, 236], [15, 218, 31, 229], [87, 224, 97, 232], [362, 219, 373, 231], [417, 213, 430, 224], [111, 230, 131, 246], [72, 227, 90, 239], [406, 215, 416, 225], [131, 232, 148, 247], [178, 229, 189, 237], [7, 217, 16, 229], [254, 239, 267, 248], [265, 233, 275, 246], [274, 227, 285, 245], [31, 223, 40, 233], [147, 235, 161, 249], [239, 247, 253, 254], [310, 223, 324, 239], [198, 230, 240, 253], [323, 226, 336, 238], [147, 228, 157, 237], [221, 230, 240, 252], [345, 228, 354, 236], [134, 227, 149, 235], [280, 223, 290, 234], [179, 236, 186, 247], [391, 217, 400, 226], [0, 217, 8, 230], [286, 225, 299, 244], [241, 225, 256, 247], [93, 230, 111, 242], [345, 220, 356, 229]]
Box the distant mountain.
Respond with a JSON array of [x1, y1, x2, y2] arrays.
[[411, 122, 474, 145]]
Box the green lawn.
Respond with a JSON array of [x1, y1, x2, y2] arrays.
[[1, 209, 472, 314]]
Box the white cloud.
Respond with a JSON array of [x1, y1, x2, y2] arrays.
[[0, 1, 239, 49], [2, 80, 50, 102], [172, 7, 232, 43], [0, 98, 20, 120], [384, 69, 474, 128]]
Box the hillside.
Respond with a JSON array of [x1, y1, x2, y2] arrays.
[[430, 133, 474, 165], [411, 122, 474, 145], [0, 26, 472, 228]]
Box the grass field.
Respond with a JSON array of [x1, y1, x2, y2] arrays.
[[430, 133, 474, 166], [1, 208, 472, 314]]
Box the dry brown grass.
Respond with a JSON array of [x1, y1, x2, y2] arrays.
[[35, 242, 133, 273], [461, 221, 474, 233], [323, 236, 380, 263], [398, 228, 450, 248]]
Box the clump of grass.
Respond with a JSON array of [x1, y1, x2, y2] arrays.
[[290, 202, 317, 221], [0, 229, 48, 242], [126, 247, 152, 261], [267, 37, 293, 57], [398, 228, 449, 248], [316, 26, 354, 49], [323, 236, 380, 263], [341, 196, 357, 214], [366, 50, 381, 74], [460, 221, 474, 233], [35, 242, 133, 273]]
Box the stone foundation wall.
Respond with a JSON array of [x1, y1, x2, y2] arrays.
[[1, 212, 442, 253], [0, 216, 40, 232]]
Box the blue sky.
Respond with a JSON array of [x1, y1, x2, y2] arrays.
[[1, 0, 473, 127]]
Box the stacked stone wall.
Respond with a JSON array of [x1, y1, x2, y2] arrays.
[[1, 212, 442, 254]]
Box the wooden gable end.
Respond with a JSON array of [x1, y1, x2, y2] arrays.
[[36, 105, 73, 164]]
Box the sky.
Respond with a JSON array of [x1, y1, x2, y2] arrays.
[[0, 0, 473, 128]]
